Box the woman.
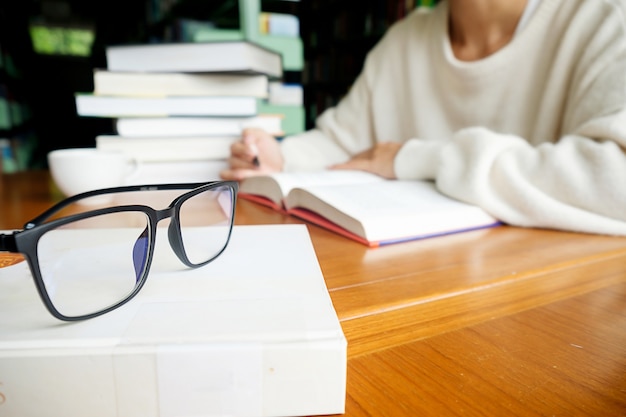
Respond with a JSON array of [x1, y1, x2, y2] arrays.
[[221, 0, 626, 236]]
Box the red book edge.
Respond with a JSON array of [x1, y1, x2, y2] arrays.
[[238, 192, 286, 213], [287, 207, 379, 247]]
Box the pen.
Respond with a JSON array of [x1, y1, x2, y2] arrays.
[[250, 143, 260, 167], [245, 136, 260, 168]]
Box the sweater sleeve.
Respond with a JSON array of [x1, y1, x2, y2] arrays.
[[280, 70, 377, 171], [393, 0, 626, 236], [280, 24, 391, 172], [395, 120, 626, 235]]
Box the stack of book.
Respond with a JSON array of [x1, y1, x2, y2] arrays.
[[74, 40, 286, 183]]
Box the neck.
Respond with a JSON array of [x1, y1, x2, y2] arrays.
[[448, 0, 528, 61]]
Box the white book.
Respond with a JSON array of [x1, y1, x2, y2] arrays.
[[239, 170, 501, 247], [259, 12, 300, 37], [269, 82, 303, 105], [115, 115, 283, 137], [75, 94, 258, 117], [105, 40, 283, 78], [93, 70, 270, 98], [96, 135, 238, 162], [0, 224, 347, 417]]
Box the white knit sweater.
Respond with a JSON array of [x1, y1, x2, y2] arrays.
[[280, 0, 626, 235]]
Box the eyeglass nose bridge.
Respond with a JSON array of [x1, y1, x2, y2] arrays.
[[151, 205, 191, 268]]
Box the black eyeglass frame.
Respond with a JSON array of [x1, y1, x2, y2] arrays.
[[0, 181, 238, 321]]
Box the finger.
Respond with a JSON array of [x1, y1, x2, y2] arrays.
[[231, 139, 259, 167], [228, 155, 258, 170], [241, 127, 266, 138], [331, 159, 370, 172], [230, 141, 249, 158], [232, 140, 257, 158]]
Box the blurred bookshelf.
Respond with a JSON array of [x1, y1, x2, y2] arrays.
[[0, 0, 143, 172], [0, 6, 35, 172]]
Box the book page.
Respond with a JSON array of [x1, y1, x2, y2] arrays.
[[285, 180, 499, 243], [238, 170, 383, 206]]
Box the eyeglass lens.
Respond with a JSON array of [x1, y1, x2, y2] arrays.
[[178, 184, 235, 265], [37, 211, 149, 318], [35, 185, 235, 319]]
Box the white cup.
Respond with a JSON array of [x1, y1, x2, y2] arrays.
[[48, 148, 138, 204]]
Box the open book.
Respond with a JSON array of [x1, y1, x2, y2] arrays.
[[239, 171, 501, 247]]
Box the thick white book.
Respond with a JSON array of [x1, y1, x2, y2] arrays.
[[115, 115, 283, 137], [105, 40, 283, 78], [75, 93, 258, 117], [0, 224, 347, 417], [93, 70, 270, 98], [96, 135, 238, 162]]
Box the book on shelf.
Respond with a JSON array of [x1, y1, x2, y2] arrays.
[[96, 135, 238, 162], [0, 224, 346, 416], [114, 115, 283, 138], [259, 12, 300, 37], [74, 94, 258, 117], [105, 40, 283, 79], [93, 70, 270, 98], [239, 170, 500, 247]]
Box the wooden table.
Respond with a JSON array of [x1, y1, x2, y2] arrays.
[[2, 171, 626, 416]]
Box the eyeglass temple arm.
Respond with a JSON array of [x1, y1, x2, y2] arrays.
[[0, 233, 18, 252], [0, 233, 25, 267], [24, 187, 135, 227]]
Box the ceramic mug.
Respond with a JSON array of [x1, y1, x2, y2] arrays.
[[48, 148, 138, 205]]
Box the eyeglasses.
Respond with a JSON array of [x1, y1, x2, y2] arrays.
[[0, 181, 238, 321]]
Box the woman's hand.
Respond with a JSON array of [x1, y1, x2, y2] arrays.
[[331, 142, 402, 179], [220, 128, 284, 180]]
